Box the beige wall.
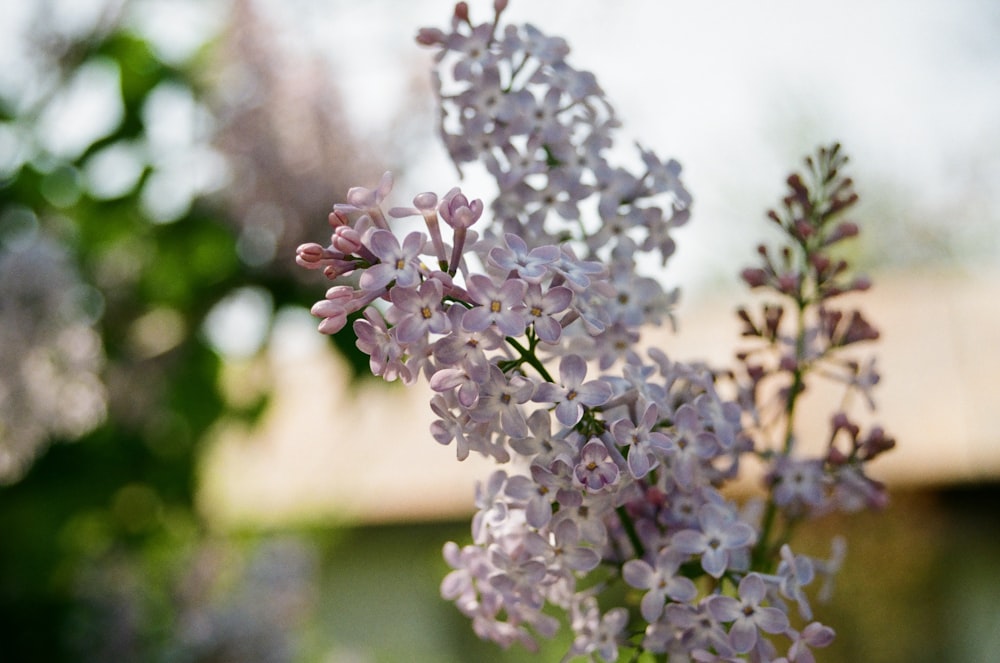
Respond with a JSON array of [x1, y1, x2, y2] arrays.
[[200, 269, 1000, 526]]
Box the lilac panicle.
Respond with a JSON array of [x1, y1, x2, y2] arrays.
[[291, 3, 895, 660]]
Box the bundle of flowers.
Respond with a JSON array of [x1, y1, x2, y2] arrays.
[[296, 2, 894, 660]]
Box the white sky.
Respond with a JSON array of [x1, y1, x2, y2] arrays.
[[254, 0, 1000, 293], [3, 0, 998, 293]]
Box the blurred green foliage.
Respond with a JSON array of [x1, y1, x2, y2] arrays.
[[0, 6, 314, 661]]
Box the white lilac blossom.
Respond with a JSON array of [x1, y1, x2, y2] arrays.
[[295, 2, 896, 659]]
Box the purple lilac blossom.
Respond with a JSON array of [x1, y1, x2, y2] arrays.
[[531, 354, 611, 427], [388, 278, 451, 343], [573, 439, 620, 492], [292, 3, 894, 658], [622, 549, 698, 622], [610, 402, 673, 479], [462, 273, 528, 337], [468, 364, 534, 438], [521, 283, 572, 344], [358, 229, 426, 291], [671, 503, 756, 578], [707, 573, 790, 654]]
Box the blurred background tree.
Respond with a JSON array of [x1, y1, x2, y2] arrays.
[[0, 0, 386, 660]]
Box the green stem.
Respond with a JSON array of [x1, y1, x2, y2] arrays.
[[757, 251, 811, 568], [782, 300, 807, 454], [505, 336, 554, 383], [616, 505, 645, 560]]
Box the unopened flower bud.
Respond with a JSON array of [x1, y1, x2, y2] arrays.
[[741, 267, 769, 288], [827, 447, 849, 465], [777, 272, 799, 294], [328, 210, 350, 228], [794, 219, 814, 239], [861, 427, 896, 458], [332, 226, 362, 254], [295, 243, 330, 269], [850, 275, 871, 292], [439, 190, 484, 229], [824, 221, 859, 246], [841, 311, 879, 345], [413, 192, 438, 211], [811, 254, 831, 274], [416, 27, 446, 46], [831, 412, 850, 431]]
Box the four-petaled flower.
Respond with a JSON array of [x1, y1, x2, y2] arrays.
[[707, 573, 790, 654], [388, 278, 451, 343], [488, 233, 560, 283], [353, 308, 411, 383], [623, 549, 698, 622], [671, 502, 756, 578], [522, 283, 572, 343], [610, 402, 673, 479], [533, 354, 612, 426], [469, 364, 535, 438], [359, 229, 425, 291], [462, 273, 528, 337], [573, 439, 620, 492]]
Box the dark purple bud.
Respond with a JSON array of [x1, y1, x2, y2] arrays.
[[779, 354, 797, 372], [826, 221, 859, 245], [827, 447, 848, 466], [794, 219, 814, 239], [811, 254, 831, 274], [741, 267, 769, 288], [736, 307, 760, 336], [777, 272, 799, 294], [859, 426, 896, 460], [827, 192, 859, 216], [787, 173, 807, 197], [416, 27, 446, 46], [746, 364, 765, 383], [850, 276, 872, 292], [841, 311, 879, 345], [764, 304, 783, 338], [831, 411, 850, 431]]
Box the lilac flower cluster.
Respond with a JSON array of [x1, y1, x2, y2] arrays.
[[296, 3, 894, 660]]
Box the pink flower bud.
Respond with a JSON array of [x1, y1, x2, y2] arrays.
[[415, 27, 445, 46], [331, 226, 362, 254], [295, 243, 328, 269], [328, 210, 349, 228]]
